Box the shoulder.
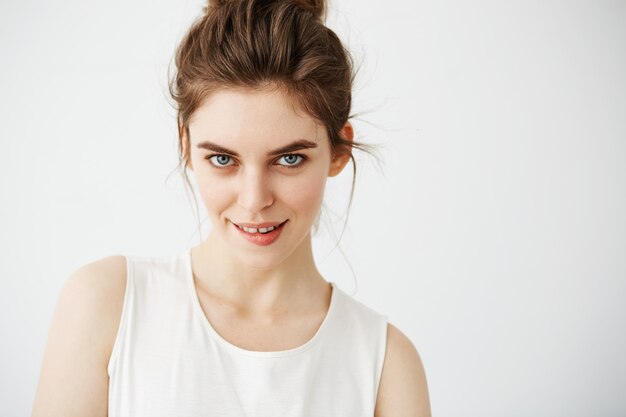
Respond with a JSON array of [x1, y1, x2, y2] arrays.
[[58, 255, 128, 360], [31, 255, 127, 416], [374, 322, 432, 417], [66, 254, 127, 291], [62, 255, 128, 314]]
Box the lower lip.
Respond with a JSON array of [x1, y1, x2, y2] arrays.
[[232, 221, 287, 246]]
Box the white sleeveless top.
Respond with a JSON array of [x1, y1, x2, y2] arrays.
[[107, 249, 388, 417]]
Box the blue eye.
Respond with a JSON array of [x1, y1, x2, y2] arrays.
[[207, 154, 235, 168], [277, 154, 306, 168], [205, 153, 307, 170]]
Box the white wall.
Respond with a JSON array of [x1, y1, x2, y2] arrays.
[[1, 0, 624, 415]]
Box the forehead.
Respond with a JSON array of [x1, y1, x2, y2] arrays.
[[188, 88, 321, 147]]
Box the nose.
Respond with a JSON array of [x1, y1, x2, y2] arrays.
[[237, 167, 274, 214]]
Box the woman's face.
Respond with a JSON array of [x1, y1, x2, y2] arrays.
[[186, 87, 351, 268]]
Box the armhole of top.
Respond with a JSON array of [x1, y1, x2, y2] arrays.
[[106, 255, 133, 378], [373, 314, 389, 405]]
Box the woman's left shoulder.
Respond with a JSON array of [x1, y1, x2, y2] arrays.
[[375, 322, 432, 417]]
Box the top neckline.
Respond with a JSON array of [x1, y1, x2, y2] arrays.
[[183, 248, 339, 358]]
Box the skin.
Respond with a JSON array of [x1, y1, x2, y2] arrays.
[[30, 86, 431, 416], [183, 86, 347, 318]]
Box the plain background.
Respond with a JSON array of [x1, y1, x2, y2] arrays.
[[1, 0, 625, 415]]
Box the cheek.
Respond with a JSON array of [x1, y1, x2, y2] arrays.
[[278, 170, 327, 216], [195, 175, 234, 213]]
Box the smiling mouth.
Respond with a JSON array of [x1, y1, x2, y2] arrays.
[[231, 219, 288, 246], [230, 219, 288, 234]]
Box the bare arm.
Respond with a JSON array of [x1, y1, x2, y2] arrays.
[[374, 323, 432, 417], [31, 256, 127, 417]]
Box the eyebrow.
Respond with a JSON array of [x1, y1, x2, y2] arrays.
[[195, 139, 318, 157]]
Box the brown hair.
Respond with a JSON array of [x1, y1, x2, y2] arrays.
[[168, 0, 378, 240]]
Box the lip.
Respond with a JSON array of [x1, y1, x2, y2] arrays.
[[231, 220, 287, 228], [232, 220, 288, 246]]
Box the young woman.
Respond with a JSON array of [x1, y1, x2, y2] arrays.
[[31, 1, 431, 416]]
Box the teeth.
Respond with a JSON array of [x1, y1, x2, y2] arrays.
[[240, 225, 277, 234]]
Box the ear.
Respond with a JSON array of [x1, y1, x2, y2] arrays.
[[180, 122, 193, 171], [328, 121, 354, 177]]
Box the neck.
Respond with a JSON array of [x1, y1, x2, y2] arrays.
[[192, 229, 327, 316]]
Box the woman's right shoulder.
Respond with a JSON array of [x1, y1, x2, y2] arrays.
[[65, 255, 128, 355], [31, 255, 128, 417], [66, 255, 128, 294], [68, 254, 128, 288], [63, 255, 128, 325]]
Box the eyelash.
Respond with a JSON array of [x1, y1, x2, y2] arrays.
[[204, 153, 308, 170]]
